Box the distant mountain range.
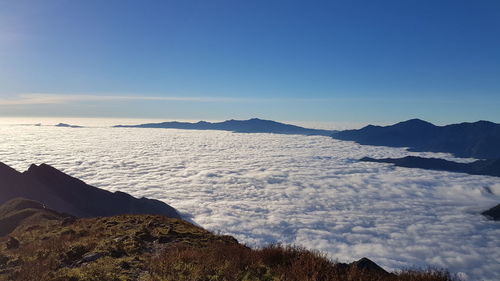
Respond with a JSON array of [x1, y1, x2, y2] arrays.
[[360, 156, 500, 177], [114, 118, 335, 136], [332, 119, 500, 159], [0, 162, 180, 218]]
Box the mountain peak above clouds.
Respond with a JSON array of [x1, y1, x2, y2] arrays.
[[0, 162, 180, 219], [333, 119, 500, 159], [114, 118, 335, 136]]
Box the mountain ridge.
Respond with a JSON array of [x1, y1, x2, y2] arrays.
[[0, 162, 180, 219], [360, 156, 500, 177], [332, 119, 500, 159], [114, 118, 335, 136]]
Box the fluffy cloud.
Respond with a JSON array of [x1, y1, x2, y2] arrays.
[[0, 124, 499, 280]]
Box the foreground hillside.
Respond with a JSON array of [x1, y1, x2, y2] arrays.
[[0, 198, 458, 281]]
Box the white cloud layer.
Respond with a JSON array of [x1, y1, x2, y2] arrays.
[[0, 124, 499, 280]]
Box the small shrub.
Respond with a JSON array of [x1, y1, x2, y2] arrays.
[[57, 257, 126, 281], [61, 244, 88, 265], [0, 253, 10, 265]]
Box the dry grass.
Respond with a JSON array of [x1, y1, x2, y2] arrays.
[[0, 214, 461, 281], [146, 242, 460, 281]]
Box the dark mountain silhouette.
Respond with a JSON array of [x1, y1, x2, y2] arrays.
[[0, 162, 180, 219], [332, 119, 500, 159], [55, 123, 83, 128], [482, 204, 500, 221], [360, 156, 500, 177], [350, 257, 391, 275], [114, 118, 334, 136]]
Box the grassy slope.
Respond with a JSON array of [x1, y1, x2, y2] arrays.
[[0, 206, 458, 281]]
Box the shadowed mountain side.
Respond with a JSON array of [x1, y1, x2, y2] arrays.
[[482, 204, 500, 221], [332, 119, 500, 159], [114, 118, 335, 136], [0, 162, 180, 219], [360, 156, 500, 177], [0, 198, 73, 237]]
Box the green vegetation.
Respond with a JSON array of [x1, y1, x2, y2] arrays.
[[0, 199, 460, 281]]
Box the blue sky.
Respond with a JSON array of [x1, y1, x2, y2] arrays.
[[0, 0, 499, 124]]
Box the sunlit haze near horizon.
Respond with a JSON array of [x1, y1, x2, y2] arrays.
[[0, 117, 371, 130]]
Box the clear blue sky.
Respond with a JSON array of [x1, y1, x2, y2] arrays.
[[0, 0, 499, 124]]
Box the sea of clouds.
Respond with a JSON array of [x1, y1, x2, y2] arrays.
[[0, 123, 499, 280]]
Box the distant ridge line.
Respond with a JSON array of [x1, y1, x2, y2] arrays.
[[332, 119, 500, 159], [360, 156, 500, 178], [114, 118, 335, 136]]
